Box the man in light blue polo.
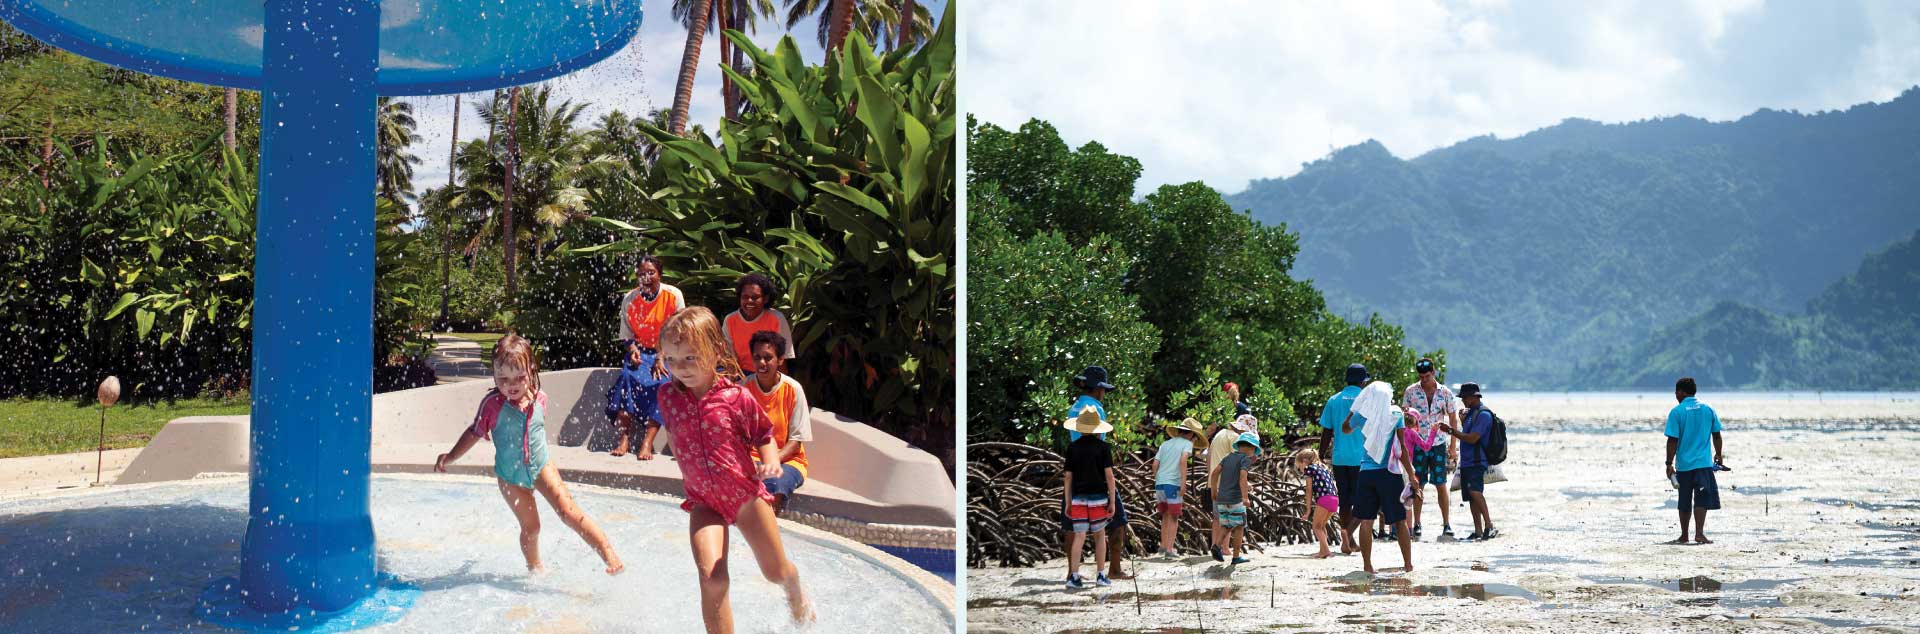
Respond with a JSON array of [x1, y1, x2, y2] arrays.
[[1317, 363, 1369, 554], [1664, 376, 1724, 545]]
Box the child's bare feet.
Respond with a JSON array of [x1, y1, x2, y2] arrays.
[[1664, 537, 1690, 545], [1313, 551, 1331, 559], [610, 434, 631, 457], [784, 576, 815, 624], [1693, 536, 1713, 544], [635, 447, 654, 461], [602, 549, 625, 575], [528, 563, 548, 576]]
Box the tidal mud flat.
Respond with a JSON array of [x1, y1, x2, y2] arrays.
[[966, 395, 1920, 633]]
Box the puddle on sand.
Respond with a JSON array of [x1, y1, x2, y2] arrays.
[[1336, 616, 1415, 633], [1699, 614, 1881, 629], [1820, 556, 1920, 567], [975, 584, 1246, 614], [1585, 575, 1798, 610], [966, 596, 1093, 615], [1110, 586, 1241, 602], [1561, 488, 1635, 500], [1860, 521, 1920, 543], [1330, 576, 1537, 602], [1728, 485, 1802, 496], [1047, 626, 1324, 634], [1811, 498, 1920, 512], [1484, 553, 1600, 570]]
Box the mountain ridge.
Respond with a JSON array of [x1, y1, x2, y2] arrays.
[[1226, 87, 1920, 389]]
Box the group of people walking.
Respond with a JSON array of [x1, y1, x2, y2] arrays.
[[1054, 359, 1508, 587], [1053, 358, 1733, 587], [430, 256, 819, 633]]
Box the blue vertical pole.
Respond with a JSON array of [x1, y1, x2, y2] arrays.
[[245, 0, 379, 613]]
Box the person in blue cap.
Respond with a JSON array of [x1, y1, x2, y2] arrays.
[[1210, 431, 1263, 566], [1062, 366, 1135, 583], [1317, 363, 1370, 553]]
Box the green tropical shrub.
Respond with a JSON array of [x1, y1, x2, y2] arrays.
[[967, 116, 1431, 449], [562, 2, 956, 460], [0, 134, 439, 400]]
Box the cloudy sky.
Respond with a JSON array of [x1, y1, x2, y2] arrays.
[[964, 0, 1920, 196], [407, 0, 946, 198]]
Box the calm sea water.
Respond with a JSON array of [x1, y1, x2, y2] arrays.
[[1489, 391, 1920, 403]]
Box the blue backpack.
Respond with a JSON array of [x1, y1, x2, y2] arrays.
[[1465, 406, 1508, 466]]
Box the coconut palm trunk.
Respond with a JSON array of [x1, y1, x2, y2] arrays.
[[39, 111, 52, 191], [731, 12, 747, 115], [668, 0, 713, 136], [717, 0, 734, 121], [224, 88, 237, 149], [503, 87, 520, 300], [440, 94, 460, 329], [897, 0, 916, 50], [827, 0, 853, 53]]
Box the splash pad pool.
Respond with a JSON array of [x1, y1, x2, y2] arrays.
[[0, 474, 953, 632]]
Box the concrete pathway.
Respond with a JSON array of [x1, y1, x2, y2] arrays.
[[427, 333, 491, 383], [0, 448, 143, 498]]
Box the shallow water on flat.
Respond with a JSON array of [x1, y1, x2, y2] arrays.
[[0, 475, 949, 633], [970, 411, 1920, 633]]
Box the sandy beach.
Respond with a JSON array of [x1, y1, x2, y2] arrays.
[[966, 394, 1920, 633]]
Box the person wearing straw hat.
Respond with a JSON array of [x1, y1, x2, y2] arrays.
[[1061, 405, 1118, 589], [1150, 417, 1205, 557], [1062, 365, 1137, 581], [1204, 413, 1259, 561], [1210, 431, 1262, 566]]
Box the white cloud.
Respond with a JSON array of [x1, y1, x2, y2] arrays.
[[964, 0, 1920, 196]]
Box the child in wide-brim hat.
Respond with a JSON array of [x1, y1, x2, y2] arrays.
[[1150, 417, 1204, 557]]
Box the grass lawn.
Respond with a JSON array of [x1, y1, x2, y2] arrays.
[[0, 396, 250, 459], [445, 331, 504, 361]]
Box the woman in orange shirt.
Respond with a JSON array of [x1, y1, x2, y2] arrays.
[[609, 255, 684, 460], [722, 273, 796, 377]]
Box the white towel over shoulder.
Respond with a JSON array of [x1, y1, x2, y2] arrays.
[[1351, 381, 1397, 465]]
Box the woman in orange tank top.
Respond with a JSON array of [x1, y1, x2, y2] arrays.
[[609, 255, 683, 460]]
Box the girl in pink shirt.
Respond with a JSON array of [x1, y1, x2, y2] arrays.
[[657, 307, 814, 633]]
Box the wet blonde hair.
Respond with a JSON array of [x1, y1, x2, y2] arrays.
[[1291, 447, 1320, 467], [659, 306, 744, 381], [491, 333, 542, 395]]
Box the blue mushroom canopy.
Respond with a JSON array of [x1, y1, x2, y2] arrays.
[[0, 0, 639, 95]]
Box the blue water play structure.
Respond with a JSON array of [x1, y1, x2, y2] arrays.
[[0, 0, 639, 626]]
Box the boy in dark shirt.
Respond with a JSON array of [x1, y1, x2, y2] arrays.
[[1062, 408, 1118, 589]]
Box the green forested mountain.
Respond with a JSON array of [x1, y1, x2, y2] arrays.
[[1225, 89, 1920, 389], [1582, 231, 1920, 389]]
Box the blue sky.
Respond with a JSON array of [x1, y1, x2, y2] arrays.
[[410, 0, 946, 197], [964, 0, 1920, 196]]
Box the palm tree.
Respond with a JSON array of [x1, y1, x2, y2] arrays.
[[782, 0, 932, 55], [674, 0, 775, 121], [439, 93, 462, 329], [375, 97, 423, 207], [444, 85, 605, 294], [667, 0, 713, 136]]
